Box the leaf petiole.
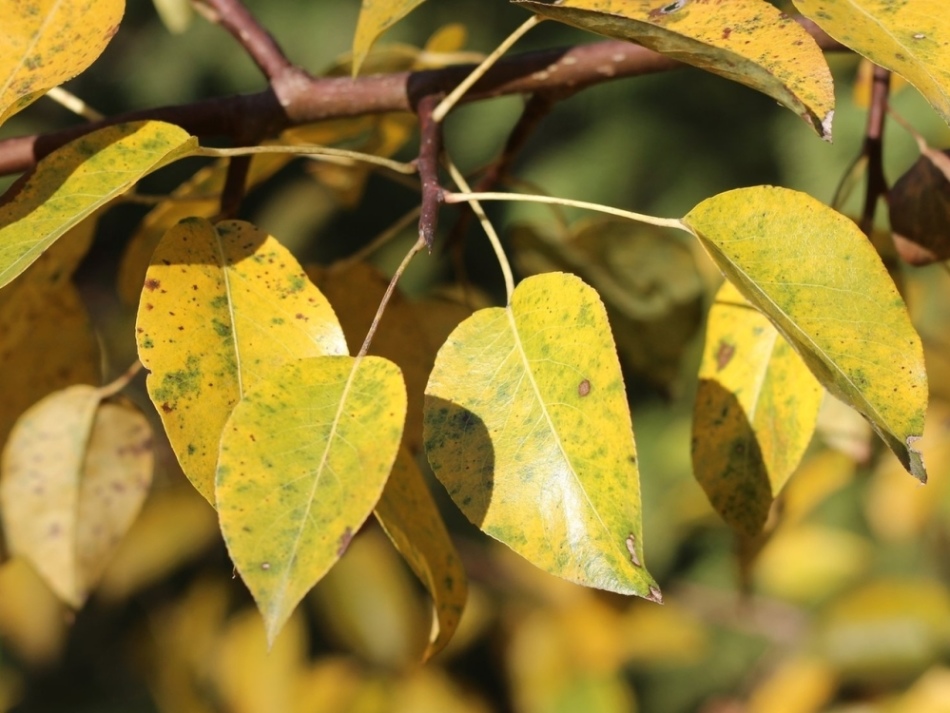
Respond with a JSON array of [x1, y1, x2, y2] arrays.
[[194, 145, 417, 174]]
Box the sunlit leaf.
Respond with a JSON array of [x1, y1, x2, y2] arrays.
[[351, 0, 429, 77], [135, 219, 347, 503], [217, 355, 406, 645], [0, 387, 152, 607], [793, 0, 950, 126], [683, 186, 928, 482], [374, 448, 467, 661], [693, 281, 822, 536], [515, 0, 834, 138], [424, 272, 659, 600], [0, 0, 124, 124], [0, 121, 195, 289]]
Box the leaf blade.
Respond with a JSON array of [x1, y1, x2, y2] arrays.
[[514, 0, 835, 138], [683, 186, 927, 481], [217, 355, 407, 645], [352, 0, 429, 77], [424, 272, 658, 599]]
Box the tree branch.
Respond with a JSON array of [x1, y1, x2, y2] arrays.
[[0, 22, 846, 177], [860, 65, 891, 236], [197, 0, 296, 81], [416, 95, 444, 251]]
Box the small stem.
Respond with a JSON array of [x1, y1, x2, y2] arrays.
[[444, 191, 686, 232], [193, 145, 417, 174], [860, 65, 891, 236], [219, 156, 251, 218], [332, 206, 421, 273], [416, 95, 444, 251], [432, 14, 543, 123], [98, 361, 144, 399], [446, 162, 515, 302], [197, 0, 295, 81], [46, 87, 104, 121], [357, 236, 426, 358]]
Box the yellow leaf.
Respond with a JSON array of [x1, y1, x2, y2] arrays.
[[794, 0, 950, 126], [117, 153, 291, 304], [0, 559, 67, 666], [292, 657, 366, 713], [693, 281, 823, 536], [0, 121, 195, 289], [683, 186, 928, 482], [747, 657, 837, 713], [0, 0, 124, 124], [216, 355, 406, 646], [424, 272, 659, 600], [515, 0, 834, 138], [135, 219, 347, 504], [891, 667, 950, 713], [0, 387, 152, 607], [351, 0, 429, 77], [780, 449, 855, 526], [374, 448, 468, 661]]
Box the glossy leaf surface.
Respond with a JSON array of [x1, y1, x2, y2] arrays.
[[0, 121, 195, 289], [217, 355, 406, 645], [424, 272, 659, 599], [135, 219, 347, 503], [0, 0, 124, 124], [693, 281, 823, 536], [683, 186, 927, 482], [515, 0, 834, 138]]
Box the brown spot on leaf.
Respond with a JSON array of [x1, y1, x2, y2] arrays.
[[578, 379, 591, 397], [625, 533, 642, 567], [716, 340, 735, 370], [722, 27, 732, 40], [144, 278, 161, 291], [337, 527, 353, 556], [160, 402, 174, 413], [647, 585, 663, 604]]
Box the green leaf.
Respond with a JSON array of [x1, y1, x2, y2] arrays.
[[0, 0, 125, 125], [514, 0, 834, 138], [351, 0, 429, 77], [0, 121, 195, 290], [424, 272, 659, 600], [682, 186, 928, 482], [216, 355, 407, 646], [374, 447, 467, 661], [693, 281, 823, 536], [793, 0, 950, 127], [135, 219, 347, 504], [0, 387, 153, 607]]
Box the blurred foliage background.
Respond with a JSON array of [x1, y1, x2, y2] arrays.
[[2, 1, 950, 711]]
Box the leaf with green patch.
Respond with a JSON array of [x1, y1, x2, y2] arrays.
[[135, 219, 347, 504], [351, 0, 429, 77], [514, 0, 834, 138], [216, 355, 406, 646], [0, 121, 195, 290], [693, 281, 823, 536], [0, 387, 152, 607], [424, 272, 659, 600], [793, 0, 950, 127], [374, 447, 467, 661], [0, 0, 124, 125], [682, 186, 927, 481]]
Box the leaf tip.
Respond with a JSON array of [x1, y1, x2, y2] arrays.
[[820, 109, 834, 142], [907, 435, 927, 484], [645, 584, 663, 605]]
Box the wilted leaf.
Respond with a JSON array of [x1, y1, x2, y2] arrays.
[[217, 355, 406, 645], [0, 0, 124, 124], [351, 0, 429, 76], [135, 219, 347, 503], [374, 448, 467, 661], [512, 219, 703, 394], [683, 186, 928, 482], [424, 272, 659, 600], [693, 281, 822, 536], [889, 148, 950, 266], [515, 0, 834, 138], [0, 387, 152, 607], [0, 121, 195, 289], [794, 0, 950, 126]]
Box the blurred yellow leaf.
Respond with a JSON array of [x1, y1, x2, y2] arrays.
[[852, 58, 908, 108], [135, 219, 347, 503], [217, 355, 406, 645], [684, 186, 928, 482], [351, 0, 429, 77], [621, 600, 708, 665], [747, 657, 837, 713], [815, 393, 873, 463], [0, 0, 124, 124], [389, 667, 493, 713], [374, 449, 467, 662], [0, 121, 195, 289], [891, 666, 950, 713], [98, 486, 218, 600], [151, 0, 193, 34], [516, 0, 834, 138], [0, 558, 67, 666], [693, 281, 822, 536], [0, 387, 152, 607], [424, 272, 659, 599], [755, 524, 871, 602], [794, 0, 950, 126], [292, 657, 366, 713], [780, 449, 855, 526]]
